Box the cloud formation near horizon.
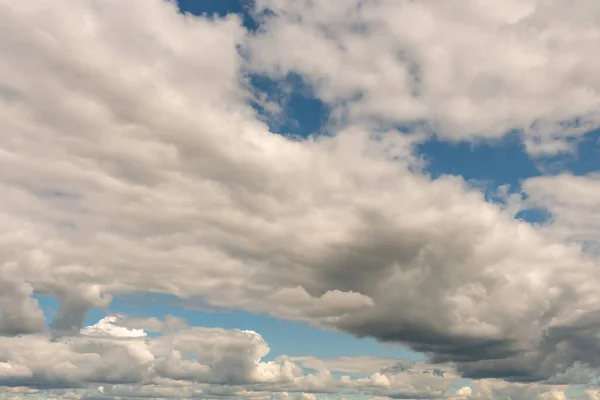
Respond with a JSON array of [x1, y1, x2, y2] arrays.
[[0, 316, 578, 400], [2, 0, 600, 398]]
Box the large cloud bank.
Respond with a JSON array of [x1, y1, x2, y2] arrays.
[[2, 0, 600, 398]]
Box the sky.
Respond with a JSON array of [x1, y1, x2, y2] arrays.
[[2, 0, 600, 399]]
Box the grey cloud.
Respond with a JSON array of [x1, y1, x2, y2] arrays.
[[0, 276, 45, 336], [50, 287, 112, 336], [0, 345, 586, 400], [0, 215, 46, 336]]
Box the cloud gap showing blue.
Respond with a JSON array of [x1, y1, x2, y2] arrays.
[[102, 293, 423, 361], [416, 132, 540, 192], [32, 292, 422, 362], [178, 0, 329, 138], [177, 0, 258, 30], [249, 73, 330, 137]]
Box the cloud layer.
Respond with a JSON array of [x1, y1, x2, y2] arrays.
[[0, 316, 581, 400], [1, 0, 600, 397]]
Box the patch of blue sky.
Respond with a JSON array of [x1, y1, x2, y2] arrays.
[[177, 0, 257, 30], [536, 128, 600, 176], [111, 293, 422, 361], [416, 131, 540, 194], [34, 292, 422, 361], [418, 128, 600, 226], [514, 207, 553, 225], [249, 73, 330, 138], [34, 294, 59, 327]]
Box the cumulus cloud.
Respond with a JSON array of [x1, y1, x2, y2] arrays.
[[518, 173, 600, 253], [2, 0, 600, 392], [0, 317, 469, 399], [249, 0, 600, 155], [0, 273, 45, 336], [0, 317, 299, 390], [8, 312, 590, 399], [80, 316, 147, 338]]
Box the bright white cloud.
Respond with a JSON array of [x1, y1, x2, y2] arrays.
[[80, 316, 147, 338], [249, 0, 600, 155]]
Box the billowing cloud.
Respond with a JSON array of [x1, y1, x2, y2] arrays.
[[0, 317, 299, 390], [0, 316, 455, 398], [80, 316, 147, 338], [0, 270, 45, 336], [2, 0, 600, 392], [249, 0, 600, 155], [0, 317, 585, 400]]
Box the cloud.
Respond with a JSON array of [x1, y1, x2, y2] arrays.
[[80, 316, 147, 338], [248, 0, 600, 155], [2, 0, 600, 388], [466, 379, 569, 400], [0, 335, 153, 388], [275, 355, 401, 375], [0, 323, 592, 400], [0, 269, 45, 336], [519, 173, 600, 253], [0, 317, 299, 390], [0, 317, 467, 399], [261, 287, 375, 322]]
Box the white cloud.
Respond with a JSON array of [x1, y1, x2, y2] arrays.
[[80, 316, 147, 338], [249, 0, 600, 155], [519, 173, 600, 253], [0, 319, 301, 389], [0, 319, 469, 399], [0, 331, 592, 400]]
